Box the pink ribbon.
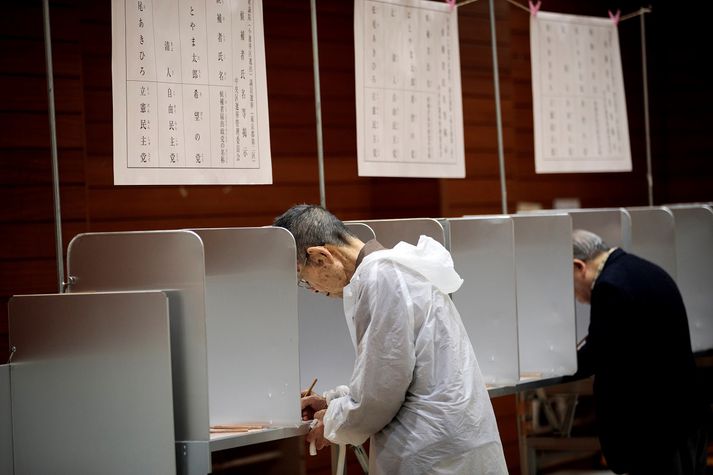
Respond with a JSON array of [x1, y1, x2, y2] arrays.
[[446, 0, 456, 11], [529, 0, 542, 16], [608, 9, 621, 25]]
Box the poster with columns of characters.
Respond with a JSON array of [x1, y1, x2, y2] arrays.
[[531, 11, 632, 174], [355, 0, 465, 178], [112, 0, 272, 185]]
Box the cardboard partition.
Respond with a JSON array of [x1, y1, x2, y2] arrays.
[[192, 227, 301, 427], [512, 214, 577, 380], [67, 230, 210, 444], [626, 206, 677, 278], [0, 365, 11, 475], [8, 292, 175, 475], [351, 218, 445, 247], [567, 209, 632, 341], [667, 205, 713, 352], [447, 216, 519, 386], [297, 223, 375, 394]]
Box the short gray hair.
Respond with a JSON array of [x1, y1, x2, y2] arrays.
[[273, 204, 356, 265], [572, 229, 610, 261]]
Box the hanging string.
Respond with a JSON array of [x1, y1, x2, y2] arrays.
[[619, 6, 652, 23], [455, 0, 652, 23], [502, 0, 530, 14], [455, 0, 481, 7]]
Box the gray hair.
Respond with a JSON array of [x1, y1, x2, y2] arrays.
[[273, 204, 356, 265], [572, 229, 610, 261]]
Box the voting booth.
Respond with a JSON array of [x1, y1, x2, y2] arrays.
[[65, 228, 304, 474], [447, 216, 520, 387], [0, 365, 11, 475], [298, 223, 375, 395], [299, 218, 446, 394], [524, 208, 632, 343], [626, 206, 677, 278], [353, 218, 446, 247], [667, 205, 713, 352], [8, 292, 176, 475], [511, 214, 577, 381]]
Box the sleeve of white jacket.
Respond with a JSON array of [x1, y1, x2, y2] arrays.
[[323, 261, 416, 446]]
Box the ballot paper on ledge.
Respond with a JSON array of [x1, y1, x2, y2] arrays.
[[111, 0, 272, 185], [354, 0, 465, 178], [530, 11, 632, 174]]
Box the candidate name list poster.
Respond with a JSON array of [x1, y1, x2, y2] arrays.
[[531, 11, 632, 173], [355, 0, 465, 178], [112, 0, 272, 184]]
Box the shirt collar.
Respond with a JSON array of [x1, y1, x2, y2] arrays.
[[591, 247, 617, 290], [355, 239, 386, 269]]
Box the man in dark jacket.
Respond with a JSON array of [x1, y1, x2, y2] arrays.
[[572, 229, 708, 475]]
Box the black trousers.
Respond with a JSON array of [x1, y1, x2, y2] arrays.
[[627, 425, 708, 475]]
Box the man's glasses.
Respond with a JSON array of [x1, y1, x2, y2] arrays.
[[297, 278, 313, 290]]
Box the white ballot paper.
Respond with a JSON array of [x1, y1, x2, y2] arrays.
[[354, 0, 465, 178], [112, 0, 272, 185], [531, 11, 632, 173]]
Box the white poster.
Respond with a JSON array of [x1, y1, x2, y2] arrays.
[[355, 0, 465, 178], [531, 11, 632, 173], [112, 0, 272, 185]]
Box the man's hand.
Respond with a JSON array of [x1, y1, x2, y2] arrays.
[[306, 409, 331, 450], [301, 393, 327, 421]]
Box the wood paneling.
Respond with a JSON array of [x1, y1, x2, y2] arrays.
[[0, 2, 711, 472]]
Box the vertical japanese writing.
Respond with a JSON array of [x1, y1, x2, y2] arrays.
[[231, 0, 259, 168], [360, 1, 457, 167], [180, 0, 210, 166], [126, 0, 157, 166], [208, 0, 234, 166], [116, 0, 272, 182], [538, 17, 627, 162]]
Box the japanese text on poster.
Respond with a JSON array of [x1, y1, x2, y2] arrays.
[[112, 0, 272, 184]]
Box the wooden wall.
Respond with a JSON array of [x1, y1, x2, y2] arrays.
[[1, 0, 711, 472]]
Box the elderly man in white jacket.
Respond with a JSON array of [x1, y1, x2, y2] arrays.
[[274, 205, 507, 475]]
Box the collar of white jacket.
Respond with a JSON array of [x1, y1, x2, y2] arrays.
[[363, 235, 464, 295]]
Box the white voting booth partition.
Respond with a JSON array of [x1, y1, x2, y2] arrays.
[[298, 223, 375, 395], [354, 218, 446, 247], [667, 205, 713, 352], [299, 219, 444, 395], [524, 208, 632, 343], [67, 228, 304, 475], [447, 217, 519, 387], [7, 292, 176, 475], [191, 228, 301, 430], [511, 214, 577, 381], [67, 229, 210, 471], [1, 365, 11, 475], [626, 207, 677, 278]]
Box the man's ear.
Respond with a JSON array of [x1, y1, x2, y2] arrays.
[[305, 246, 333, 266], [573, 258, 586, 274]]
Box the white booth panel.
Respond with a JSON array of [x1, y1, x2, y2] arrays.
[[8, 292, 175, 475], [567, 208, 632, 250], [627, 207, 677, 278], [353, 218, 445, 247], [448, 217, 519, 386], [67, 230, 209, 443], [298, 223, 376, 394], [0, 365, 11, 475], [512, 214, 577, 379], [347, 222, 376, 244], [560, 208, 632, 343], [193, 227, 301, 427], [668, 205, 713, 352]]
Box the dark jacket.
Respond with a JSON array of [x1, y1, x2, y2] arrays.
[[576, 249, 703, 473]]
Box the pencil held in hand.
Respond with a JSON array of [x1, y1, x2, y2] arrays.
[[301, 377, 318, 398]]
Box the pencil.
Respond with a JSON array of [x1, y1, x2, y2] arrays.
[[304, 377, 318, 397]]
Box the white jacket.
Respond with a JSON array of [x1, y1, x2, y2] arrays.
[[323, 236, 507, 474]]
